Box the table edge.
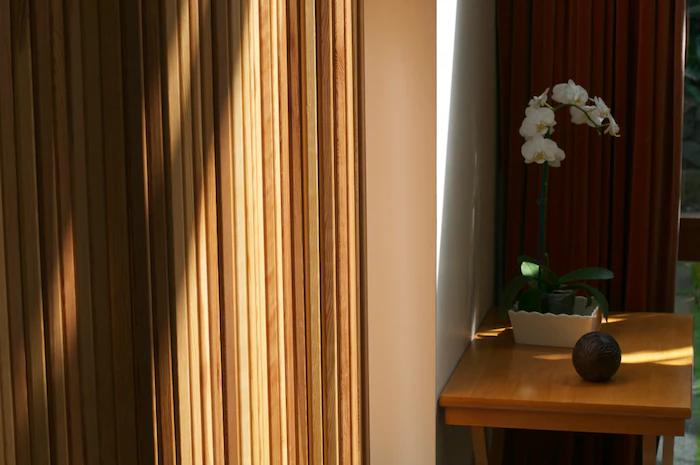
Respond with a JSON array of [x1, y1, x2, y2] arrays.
[[439, 395, 692, 420], [443, 405, 688, 436]]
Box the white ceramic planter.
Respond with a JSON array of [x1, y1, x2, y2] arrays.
[[508, 296, 601, 348]]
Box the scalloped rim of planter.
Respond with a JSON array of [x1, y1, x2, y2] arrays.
[[508, 297, 601, 348]]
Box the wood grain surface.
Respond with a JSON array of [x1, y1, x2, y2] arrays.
[[0, 0, 364, 464], [440, 313, 693, 436]]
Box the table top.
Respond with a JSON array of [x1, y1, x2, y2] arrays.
[[439, 312, 693, 421]]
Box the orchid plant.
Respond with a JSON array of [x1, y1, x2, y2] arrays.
[[503, 80, 620, 317]]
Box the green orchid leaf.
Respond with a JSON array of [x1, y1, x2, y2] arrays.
[[559, 267, 614, 283], [518, 288, 542, 312], [517, 255, 558, 288], [563, 283, 610, 319], [517, 254, 543, 268], [501, 275, 532, 309], [520, 261, 540, 278]]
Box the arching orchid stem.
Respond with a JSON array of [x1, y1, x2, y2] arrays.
[[537, 162, 550, 264], [518, 81, 620, 268], [549, 102, 616, 135]]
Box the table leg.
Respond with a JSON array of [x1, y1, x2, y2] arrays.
[[489, 428, 504, 465], [662, 436, 674, 465], [472, 427, 489, 465], [642, 435, 656, 465]]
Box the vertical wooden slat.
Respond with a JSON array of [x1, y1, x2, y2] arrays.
[[237, 3, 258, 461], [214, 3, 240, 463], [120, 0, 159, 463], [181, 2, 204, 463], [213, 0, 240, 462], [0, 362, 6, 465], [331, 0, 352, 462], [0, 28, 31, 458], [243, 0, 273, 463], [285, 1, 310, 462], [299, 0, 324, 462], [30, 0, 71, 462], [272, 0, 290, 461], [49, 0, 86, 461], [11, 0, 53, 462], [230, 3, 254, 465], [315, 0, 340, 463], [260, 0, 285, 462], [277, 0, 299, 463], [187, 1, 206, 463], [98, 1, 140, 463], [343, 0, 364, 465], [206, 1, 227, 463], [0, 47, 17, 461], [162, 0, 195, 462], [255, 0, 274, 461], [81, 0, 120, 461], [196, 0, 218, 462], [271, 0, 290, 461], [0, 137, 14, 465], [65, 0, 101, 460], [142, 0, 177, 462]]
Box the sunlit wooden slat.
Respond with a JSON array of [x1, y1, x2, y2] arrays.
[[206, 3, 228, 464], [276, 0, 299, 463], [230, 2, 253, 464], [260, 0, 285, 462], [163, 0, 196, 462], [315, 0, 341, 463], [331, 0, 353, 463], [299, 1, 325, 463], [185, 1, 206, 464], [177, 0, 204, 461], [196, 1, 219, 463], [285, 2, 311, 463]]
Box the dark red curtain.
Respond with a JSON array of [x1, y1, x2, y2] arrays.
[[497, 1, 685, 464], [498, 0, 684, 314]]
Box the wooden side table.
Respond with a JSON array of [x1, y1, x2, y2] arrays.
[[439, 313, 693, 465]]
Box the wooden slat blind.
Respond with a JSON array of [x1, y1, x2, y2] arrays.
[[0, 0, 363, 464]]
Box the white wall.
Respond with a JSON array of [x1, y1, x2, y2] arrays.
[[364, 0, 437, 463], [364, 0, 496, 463], [436, 0, 497, 463]]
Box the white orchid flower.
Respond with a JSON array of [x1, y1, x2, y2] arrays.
[[552, 79, 589, 106], [605, 115, 620, 136], [521, 136, 565, 167], [518, 80, 619, 171], [584, 96, 613, 127], [519, 107, 556, 139], [549, 144, 566, 167], [592, 97, 611, 118], [527, 88, 549, 110], [569, 105, 597, 125]]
